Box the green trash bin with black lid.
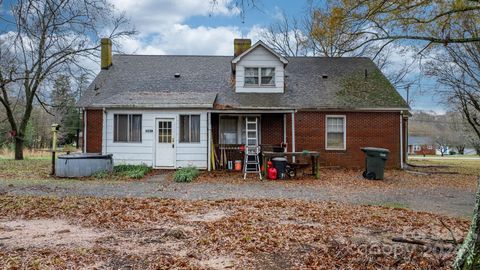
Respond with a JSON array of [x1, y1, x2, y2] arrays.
[[361, 147, 390, 180]]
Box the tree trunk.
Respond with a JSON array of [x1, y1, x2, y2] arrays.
[[14, 137, 24, 160], [453, 177, 480, 270]]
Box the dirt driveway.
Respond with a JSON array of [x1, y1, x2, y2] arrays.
[[0, 169, 476, 218], [0, 196, 470, 269]]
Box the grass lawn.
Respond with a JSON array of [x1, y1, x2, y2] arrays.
[[0, 195, 470, 269], [408, 156, 480, 176], [0, 158, 154, 182], [0, 159, 51, 180]]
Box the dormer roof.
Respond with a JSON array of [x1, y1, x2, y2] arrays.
[[231, 40, 288, 65]]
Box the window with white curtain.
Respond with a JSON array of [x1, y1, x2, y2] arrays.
[[244, 67, 275, 86], [219, 115, 259, 144], [326, 115, 346, 150], [179, 115, 200, 143], [114, 114, 142, 142]]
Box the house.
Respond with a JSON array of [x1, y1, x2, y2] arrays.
[[78, 38, 410, 170], [407, 136, 436, 155]]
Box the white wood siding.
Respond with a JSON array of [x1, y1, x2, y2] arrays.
[[236, 46, 285, 93], [103, 109, 208, 169]]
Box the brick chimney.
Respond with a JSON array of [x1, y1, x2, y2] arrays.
[[234, 38, 251, 57], [101, 38, 112, 69]]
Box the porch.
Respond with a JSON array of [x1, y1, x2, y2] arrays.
[[209, 111, 285, 169], [207, 111, 319, 177]]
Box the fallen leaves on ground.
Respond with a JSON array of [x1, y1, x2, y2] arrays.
[[0, 195, 470, 269], [196, 168, 477, 191]]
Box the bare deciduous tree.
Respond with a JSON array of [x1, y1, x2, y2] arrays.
[[0, 0, 135, 160], [260, 7, 418, 90], [328, 0, 480, 50], [426, 15, 480, 144]]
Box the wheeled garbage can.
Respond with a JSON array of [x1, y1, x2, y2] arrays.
[[361, 147, 390, 180], [272, 157, 288, 179]]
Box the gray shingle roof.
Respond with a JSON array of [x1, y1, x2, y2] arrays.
[[78, 55, 409, 110], [91, 91, 217, 108]]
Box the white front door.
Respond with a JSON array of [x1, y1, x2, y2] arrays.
[[155, 118, 175, 167]]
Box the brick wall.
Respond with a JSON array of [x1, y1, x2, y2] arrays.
[[286, 111, 403, 168], [85, 109, 103, 153], [408, 145, 435, 156], [261, 113, 284, 145]]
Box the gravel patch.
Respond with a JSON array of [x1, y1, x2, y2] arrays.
[[0, 170, 476, 218]]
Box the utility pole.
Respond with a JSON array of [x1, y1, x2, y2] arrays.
[[405, 85, 410, 106]]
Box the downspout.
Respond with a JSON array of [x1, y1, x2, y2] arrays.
[[291, 111, 296, 162], [405, 116, 408, 161], [400, 112, 403, 169], [207, 112, 212, 171], [103, 108, 107, 155], [83, 108, 87, 153]]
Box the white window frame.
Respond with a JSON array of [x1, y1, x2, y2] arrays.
[[113, 114, 142, 143], [244, 67, 275, 87], [325, 115, 346, 151], [179, 114, 201, 144]]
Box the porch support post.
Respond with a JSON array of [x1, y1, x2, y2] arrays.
[[283, 113, 287, 143], [291, 111, 296, 162], [207, 112, 212, 171]]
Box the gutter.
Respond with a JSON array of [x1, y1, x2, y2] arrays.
[[82, 105, 410, 112], [88, 104, 215, 109], [209, 109, 295, 113], [298, 107, 410, 112]]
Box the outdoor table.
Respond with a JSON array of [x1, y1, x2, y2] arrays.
[[262, 151, 320, 179]]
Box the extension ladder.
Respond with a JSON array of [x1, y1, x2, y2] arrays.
[[243, 117, 262, 179]]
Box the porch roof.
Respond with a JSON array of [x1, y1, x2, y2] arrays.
[[86, 91, 217, 109]]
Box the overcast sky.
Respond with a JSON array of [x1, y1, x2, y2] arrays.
[[0, 0, 447, 113]]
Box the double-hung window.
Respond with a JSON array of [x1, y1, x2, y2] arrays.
[[244, 67, 275, 86], [114, 114, 142, 142], [179, 115, 200, 143], [325, 115, 346, 150], [219, 115, 259, 144]]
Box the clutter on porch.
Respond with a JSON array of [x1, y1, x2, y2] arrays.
[[210, 142, 320, 180]]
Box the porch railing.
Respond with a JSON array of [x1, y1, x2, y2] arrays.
[[213, 144, 283, 170]]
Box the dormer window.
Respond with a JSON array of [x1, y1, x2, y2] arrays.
[[245, 67, 275, 87]]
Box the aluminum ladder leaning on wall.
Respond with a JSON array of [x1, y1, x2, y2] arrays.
[[243, 117, 262, 179]]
